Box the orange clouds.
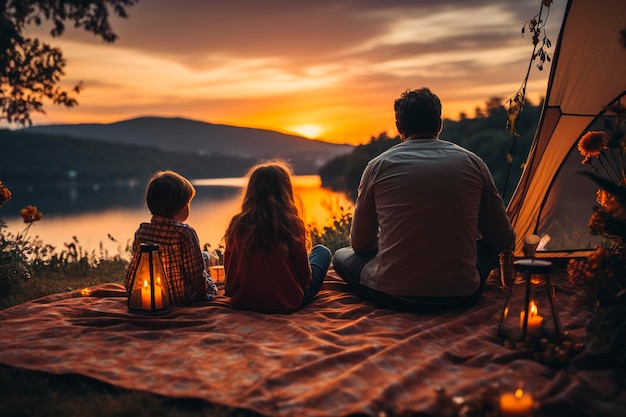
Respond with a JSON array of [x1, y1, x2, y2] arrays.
[[19, 1, 566, 145]]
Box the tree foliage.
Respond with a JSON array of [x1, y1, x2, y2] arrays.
[[506, 0, 553, 137], [319, 132, 400, 199], [0, 0, 138, 126]]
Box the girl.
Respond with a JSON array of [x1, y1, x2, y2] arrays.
[[224, 160, 331, 313]]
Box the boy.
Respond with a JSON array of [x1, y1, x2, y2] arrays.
[[125, 170, 218, 304]]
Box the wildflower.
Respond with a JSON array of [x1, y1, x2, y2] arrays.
[[0, 181, 12, 207], [596, 189, 609, 208], [567, 258, 586, 286], [605, 193, 626, 219], [588, 208, 607, 236], [586, 246, 610, 273], [578, 131, 608, 164], [20, 205, 43, 223]]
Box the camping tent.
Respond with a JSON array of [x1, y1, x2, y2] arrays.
[[507, 0, 626, 258]]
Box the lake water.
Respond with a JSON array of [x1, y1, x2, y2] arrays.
[[2, 176, 352, 260]]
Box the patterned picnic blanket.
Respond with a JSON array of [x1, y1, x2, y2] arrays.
[[0, 272, 624, 417]]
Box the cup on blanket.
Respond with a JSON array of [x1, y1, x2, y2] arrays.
[[498, 250, 515, 288]]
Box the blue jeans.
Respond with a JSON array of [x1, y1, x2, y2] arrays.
[[302, 245, 332, 306], [332, 240, 498, 312]]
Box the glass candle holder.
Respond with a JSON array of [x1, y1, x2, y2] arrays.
[[127, 243, 171, 315]]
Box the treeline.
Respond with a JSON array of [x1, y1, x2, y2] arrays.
[[0, 130, 256, 187], [2, 98, 542, 201], [319, 98, 542, 203]]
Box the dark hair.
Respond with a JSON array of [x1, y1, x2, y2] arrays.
[[145, 170, 195, 218], [394, 87, 442, 136], [224, 159, 308, 255]]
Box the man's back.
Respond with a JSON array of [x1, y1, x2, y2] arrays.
[[351, 138, 513, 297]]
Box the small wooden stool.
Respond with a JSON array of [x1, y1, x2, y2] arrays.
[[499, 259, 561, 340]]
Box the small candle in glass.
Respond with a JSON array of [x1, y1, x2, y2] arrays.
[[141, 279, 151, 309], [499, 388, 534, 416], [154, 276, 163, 309], [519, 300, 543, 334]]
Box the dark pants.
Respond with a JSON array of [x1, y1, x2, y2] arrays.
[[332, 241, 498, 312], [302, 245, 332, 306]]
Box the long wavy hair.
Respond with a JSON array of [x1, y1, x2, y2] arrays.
[[224, 160, 309, 255]]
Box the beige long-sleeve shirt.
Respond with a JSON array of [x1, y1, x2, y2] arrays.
[[351, 138, 515, 297]]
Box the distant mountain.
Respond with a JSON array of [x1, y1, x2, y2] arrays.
[[0, 129, 259, 188], [23, 117, 354, 173]]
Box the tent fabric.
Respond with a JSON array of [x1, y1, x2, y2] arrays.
[[507, 0, 626, 257]]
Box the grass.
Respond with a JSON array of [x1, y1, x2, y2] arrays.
[[0, 365, 263, 417], [0, 259, 127, 310]]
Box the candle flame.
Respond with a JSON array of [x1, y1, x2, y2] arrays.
[[143, 279, 149, 289], [156, 276, 161, 285], [530, 300, 538, 317], [515, 388, 524, 399]]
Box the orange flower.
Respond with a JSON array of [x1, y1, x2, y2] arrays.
[[596, 189, 608, 208], [0, 181, 11, 207], [595, 189, 626, 219], [20, 205, 43, 223], [578, 131, 608, 163]]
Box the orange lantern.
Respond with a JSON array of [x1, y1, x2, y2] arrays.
[[127, 243, 171, 315]]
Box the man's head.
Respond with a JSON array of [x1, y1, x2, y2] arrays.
[[146, 170, 196, 219], [394, 87, 442, 139]]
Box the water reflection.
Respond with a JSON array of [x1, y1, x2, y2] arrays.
[[2, 176, 352, 259]]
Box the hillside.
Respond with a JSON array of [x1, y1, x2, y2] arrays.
[[0, 130, 257, 187], [22, 116, 353, 173]]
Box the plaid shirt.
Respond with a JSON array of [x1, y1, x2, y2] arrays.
[[125, 215, 216, 305]]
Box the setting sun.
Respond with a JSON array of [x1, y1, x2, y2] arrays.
[[290, 124, 324, 139]]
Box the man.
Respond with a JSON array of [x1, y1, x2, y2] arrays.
[[333, 87, 515, 311]]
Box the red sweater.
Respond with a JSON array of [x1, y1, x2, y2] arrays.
[[224, 240, 311, 313]]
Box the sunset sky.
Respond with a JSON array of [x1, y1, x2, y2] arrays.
[[21, 0, 566, 145]]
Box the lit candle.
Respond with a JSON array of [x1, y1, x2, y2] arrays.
[[499, 388, 534, 416], [154, 276, 163, 309], [520, 300, 543, 334], [141, 279, 151, 309]]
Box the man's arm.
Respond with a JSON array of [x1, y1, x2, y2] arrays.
[[350, 163, 379, 253], [477, 163, 515, 252]]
